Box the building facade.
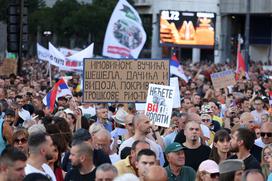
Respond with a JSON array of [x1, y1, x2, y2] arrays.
[[135, 0, 272, 63]]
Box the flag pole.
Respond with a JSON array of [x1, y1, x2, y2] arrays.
[[48, 63, 52, 87]]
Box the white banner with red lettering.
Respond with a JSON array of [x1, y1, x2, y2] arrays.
[[145, 84, 175, 128], [102, 0, 146, 58]]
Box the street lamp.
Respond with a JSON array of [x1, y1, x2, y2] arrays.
[[43, 31, 52, 48]]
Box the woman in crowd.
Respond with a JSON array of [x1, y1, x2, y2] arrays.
[[261, 144, 272, 180], [196, 160, 219, 181], [209, 129, 231, 164]]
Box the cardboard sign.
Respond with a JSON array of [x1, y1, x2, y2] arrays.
[[0, 59, 17, 76], [145, 84, 175, 128], [211, 70, 236, 90], [83, 59, 169, 102]]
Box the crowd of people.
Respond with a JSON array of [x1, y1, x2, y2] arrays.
[[0, 57, 271, 181]]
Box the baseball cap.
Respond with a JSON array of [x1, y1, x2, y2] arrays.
[[199, 160, 219, 173], [165, 142, 185, 154], [219, 159, 245, 174], [73, 128, 91, 141]]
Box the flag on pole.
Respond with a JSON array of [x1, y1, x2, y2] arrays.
[[43, 78, 72, 112], [236, 34, 248, 80], [102, 0, 146, 58], [170, 53, 188, 83]]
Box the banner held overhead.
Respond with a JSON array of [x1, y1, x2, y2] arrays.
[[83, 59, 169, 102]]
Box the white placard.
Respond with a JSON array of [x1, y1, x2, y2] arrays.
[[170, 77, 181, 108], [144, 84, 175, 128]]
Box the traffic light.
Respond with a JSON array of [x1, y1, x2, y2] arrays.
[[7, 0, 28, 53]]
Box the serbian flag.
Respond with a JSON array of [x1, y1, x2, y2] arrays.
[[170, 53, 188, 83], [42, 78, 72, 112], [235, 35, 248, 80]]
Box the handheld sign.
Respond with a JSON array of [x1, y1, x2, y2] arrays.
[[211, 70, 236, 90], [145, 84, 175, 128], [83, 59, 169, 102], [170, 77, 181, 108]]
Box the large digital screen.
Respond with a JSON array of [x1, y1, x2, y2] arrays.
[[160, 10, 216, 48]]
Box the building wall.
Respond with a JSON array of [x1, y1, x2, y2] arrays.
[[250, 45, 271, 63], [220, 0, 272, 14]]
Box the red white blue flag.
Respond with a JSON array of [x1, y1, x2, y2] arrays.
[[42, 78, 72, 112], [170, 54, 188, 83]]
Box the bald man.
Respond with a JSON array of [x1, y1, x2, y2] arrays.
[[143, 165, 167, 181], [240, 112, 256, 131], [255, 122, 272, 148]]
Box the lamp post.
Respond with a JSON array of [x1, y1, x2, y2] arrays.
[[43, 30, 52, 86]]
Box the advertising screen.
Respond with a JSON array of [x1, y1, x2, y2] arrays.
[[160, 10, 216, 48]]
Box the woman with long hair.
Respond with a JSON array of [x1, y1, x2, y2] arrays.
[[209, 129, 231, 164], [261, 144, 272, 180]]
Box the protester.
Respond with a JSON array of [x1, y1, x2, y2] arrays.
[[164, 142, 196, 181], [114, 140, 150, 175], [11, 128, 29, 156], [0, 114, 13, 153], [136, 149, 157, 180], [242, 169, 265, 181], [209, 129, 231, 164], [219, 159, 244, 181], [196, 159, 219, 181], [143, 165, 167, 181], [65, 141, 96, 181], [0, 147, 27, 181], [255, 122, 272, 148], [229, 127, 261, 171], [118, 113, 160, 162], [182, 121, 211, 170], [261, 144, 272, 180], [95, 163, 118, 181], [25, 132, 56, 181]]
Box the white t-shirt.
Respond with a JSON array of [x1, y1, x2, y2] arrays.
[[119, 137, 160, 160], [25, 163, 56, 181]]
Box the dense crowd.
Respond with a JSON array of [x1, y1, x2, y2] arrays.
[[0, 58, 271, 181]]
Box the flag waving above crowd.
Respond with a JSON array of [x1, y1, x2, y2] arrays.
[[102, 0, 146, 58], [42, 78, 72, 112]]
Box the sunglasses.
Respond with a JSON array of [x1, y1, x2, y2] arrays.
[[127, 123, 133, 126], [14, 138, 27, 144], [260, 132, 272, 137], [202, 119, 211, 123], [210, 172, 220, 178]]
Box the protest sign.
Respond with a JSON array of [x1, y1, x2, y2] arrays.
[[211, 70, 236, 90], [145, 84, 175, 128], [0, 59, 17, 76], [83, 59, 169, 102], [170, 77, 181, 108]]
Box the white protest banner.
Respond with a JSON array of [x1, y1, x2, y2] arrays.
[[59, 47, 80, 57], [263, 66, 272, 71], [37, 43, 51, 62], [49, 42, 92, 71], [170, 77, 181, 108], [102, 0, 146, 58], [145, 84, 175, 128]]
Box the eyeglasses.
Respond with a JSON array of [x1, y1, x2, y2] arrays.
[[209, 172, 220, 178], [260, 132, 272, 137], [201, 119, 211, 123], [14, 138, 27, 144]]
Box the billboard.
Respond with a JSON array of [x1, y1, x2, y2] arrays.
[[160, 10, 216, 48]]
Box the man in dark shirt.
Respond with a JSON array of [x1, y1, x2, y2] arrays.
[[61, 128, 111, 172], [65, 142, 96, 181], [229, 127, 261, 170], [182, 121, 211, 171]]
